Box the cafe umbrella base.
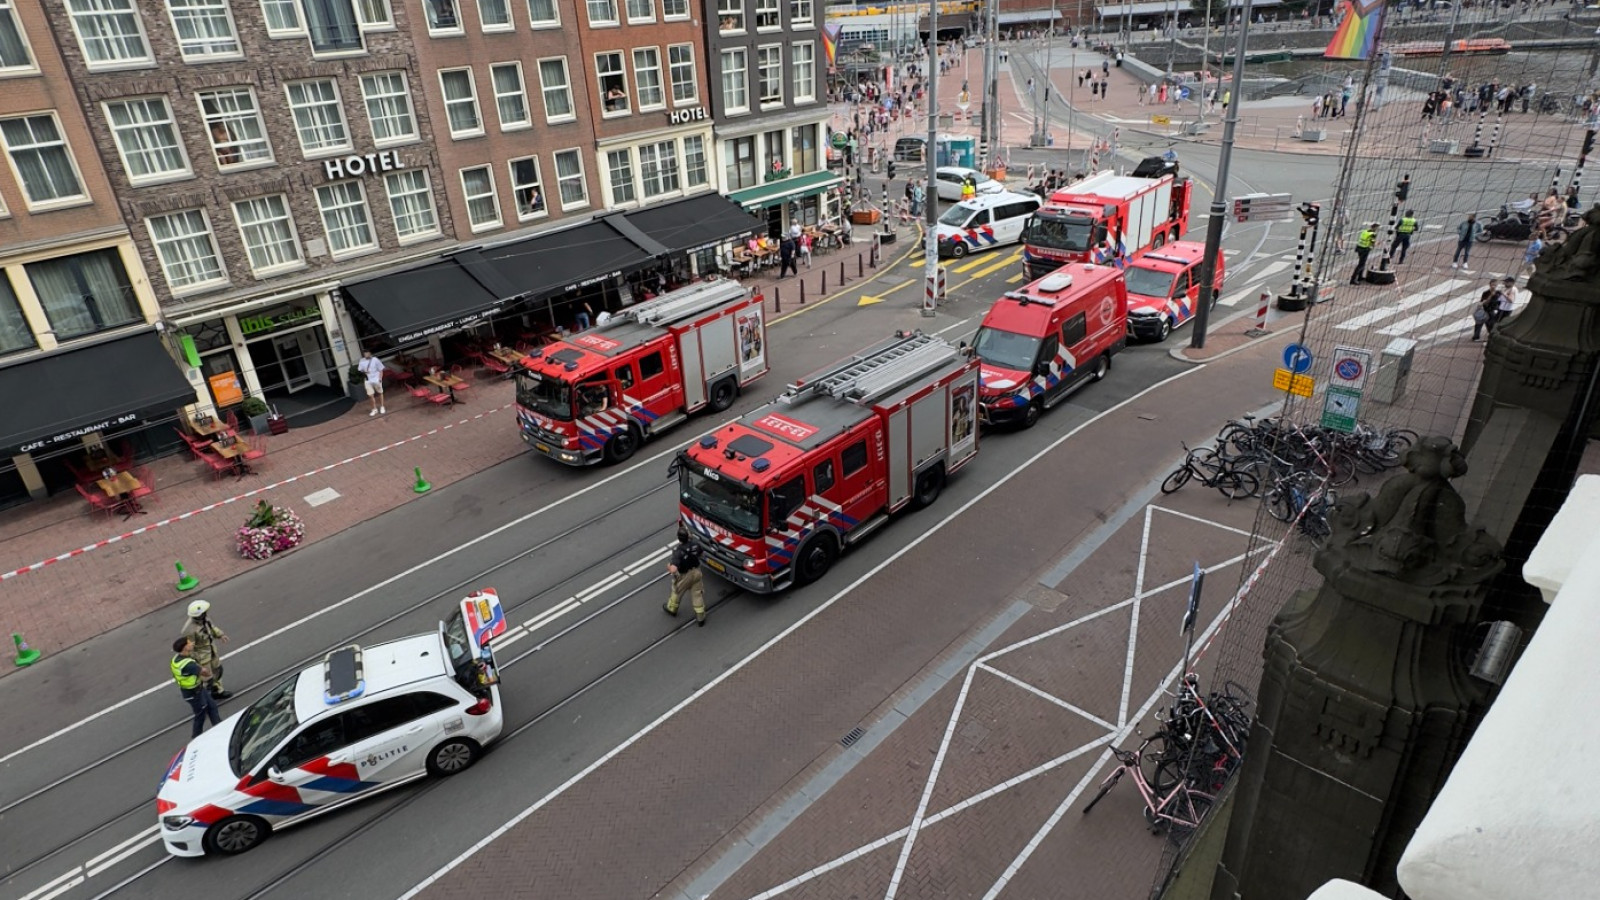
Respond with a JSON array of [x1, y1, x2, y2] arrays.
[[236, 503, 306, 560]]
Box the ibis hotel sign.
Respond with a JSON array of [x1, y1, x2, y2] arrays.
[[322, 150, 405, 181]]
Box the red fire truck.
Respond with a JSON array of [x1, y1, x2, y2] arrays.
[[1019, 166, 1192, 280], [514, 278, 768, 466], [676, 331, 980, 592]]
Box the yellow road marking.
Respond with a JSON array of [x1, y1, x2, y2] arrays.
[[770, 226, 924, 325], [952, 253, 993, 273], [969, 255, 1018, 280], [1006, 273, 1024, 284]]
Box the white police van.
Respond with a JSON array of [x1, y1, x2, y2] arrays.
[[936, 190, 1043, 258]]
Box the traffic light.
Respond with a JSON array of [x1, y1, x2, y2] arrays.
[[1299, 202, 1321, 223]]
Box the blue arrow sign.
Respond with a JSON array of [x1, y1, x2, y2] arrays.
[[1284, 343, 1313, 374]]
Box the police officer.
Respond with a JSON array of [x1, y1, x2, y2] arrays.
[[1392, 209, 1419, 264], [663, 525, 706, 626], [182, 600, 231, 700], [1350, 223, 1378, 284], [172, 636, 221, 738]]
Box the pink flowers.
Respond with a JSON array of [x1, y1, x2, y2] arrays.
[[235, 506, 306, 560]]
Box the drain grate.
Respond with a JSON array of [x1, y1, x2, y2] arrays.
[[839, 726, 865, 747]]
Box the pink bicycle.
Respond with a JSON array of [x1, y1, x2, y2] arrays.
[[1082, 744, 1215, 840]]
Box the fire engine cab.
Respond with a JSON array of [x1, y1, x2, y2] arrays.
[[973, 263, 1128, 429], [676, 331, 980, 592], [1122, 240, 1225, 343], [515, 278, 768, 466], [1019, 166, 1192, 280]]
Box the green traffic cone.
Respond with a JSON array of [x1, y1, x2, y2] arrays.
[[413, 466, 432, 494], [13, 633, 40, 667], [175, 561, 199, 591]]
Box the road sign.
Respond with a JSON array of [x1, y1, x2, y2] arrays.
[[1329, 346, 1372, 390], [1283, 343, 1314, 374], [1232, 192, 1295, 223], [1272, 368, 1315, 397], [1181, 562, 1203, 636], [1150, 114, 1171, 125], [1321, 386, 1362, 432]]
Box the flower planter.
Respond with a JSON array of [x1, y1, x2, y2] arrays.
[[850, 209, 881, 225], [236, 504, 306, 560]]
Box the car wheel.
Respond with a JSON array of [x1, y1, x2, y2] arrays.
[[950, 242, 968, 259], [1151, 232, 1167, 249], [1158, 317, 1173, 341], [203, 815, 270, 856], [793, 534, 838, 586], [1091, 354, 1111, 381], [1021, 397, 1043, 429], [911, 465, 946, 509], [604, 426, 640, 465], [426, 737, 480, 776], [708, 378, 737, 413]]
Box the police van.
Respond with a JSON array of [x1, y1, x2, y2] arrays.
[[935, 190, 1043, 258]]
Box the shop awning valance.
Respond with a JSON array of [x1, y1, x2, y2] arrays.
[[341, 259, 506, 345], [624, 192, 765, 254], [728, 171, 846, 210], [479, 220, 654, 297], [0, 329, 193, 457]]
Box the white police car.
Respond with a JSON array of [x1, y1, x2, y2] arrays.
[[156, 590, 508, 857]]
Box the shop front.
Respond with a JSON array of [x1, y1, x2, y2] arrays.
[[728, 170, 847, 239], [719, 116, 843, 238]]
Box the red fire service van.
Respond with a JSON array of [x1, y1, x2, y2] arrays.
[[1122, 240, 1226, 342], [1019, 167, 1192, 280], [515, 278, 768, 466], [972, 263, 1128, 429], [676, 331, 980, 592]]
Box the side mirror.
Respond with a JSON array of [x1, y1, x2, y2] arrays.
[[1034, 362, 1051, 377], [667, 457, 682, 479], [267, 766, 285, 782]]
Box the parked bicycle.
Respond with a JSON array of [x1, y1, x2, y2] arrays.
[[1141, 675, 1253, 795], [1083, 743, 1215, 841], [1264, 470, 1340, 547], [1160, 443, 1261, 499]]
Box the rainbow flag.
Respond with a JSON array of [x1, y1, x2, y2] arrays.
[[823, 24, 841, 68], [1325, 0, 1385, 61]]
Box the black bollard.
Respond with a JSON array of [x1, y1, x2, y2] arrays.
[[858, 253, 864, 277], [839, 260, 847, 284], [799, 279, 806, 305], [772, 285, 780, 311], [821, 270, 827, 295]]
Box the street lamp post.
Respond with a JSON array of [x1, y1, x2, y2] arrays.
[[924, 0, 941, 316], [1032, 0, 1058, 146], [1189, 0, 1256, 349]]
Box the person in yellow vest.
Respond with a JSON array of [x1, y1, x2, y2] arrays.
[[1391, 209, 1419, 264], [1349, 223, 1378, 284], [172, 636, 221, 738], [960, 175, 976, 202]]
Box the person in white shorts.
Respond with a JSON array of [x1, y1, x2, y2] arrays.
[[358, 349, 385, 416]]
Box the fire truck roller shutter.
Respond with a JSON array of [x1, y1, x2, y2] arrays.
[[910, 390, 948, 477], [701, 313, 738, 382], [679, 332, 706, 409], [888, 408, 912, 509]]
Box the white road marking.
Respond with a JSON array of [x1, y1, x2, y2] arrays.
[[624, 546, 672, 576], [933, 317, 972, 336], [574, 571, 627, 604], [523, 599, 581, 636], [84, 834, 159, 878], [976, 664, 1116, 731], [1333, 279, 1468, 330], [18, 867, 84, 900], [1376, 291, 1479, 336], [83, 825, 158, 874]]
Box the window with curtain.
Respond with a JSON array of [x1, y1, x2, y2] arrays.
[[424, 0, 461, 31], [605, 149, 634, 205], [25, 249, 140, 341], [303, 0, 363, 52], [538, 58, 573, 121], [526, 0, 557, 24], [198, 88, 272, 168], [286, 79, 351, 154], [721, 49, 747, 113], [315, 180, 376, 256], [683, 134, 707, 188], [632, 47, 663, 110], [668, 44, 696, 104], [105, 97, 188, 183], [260, 0, 302, 33], [790, 123, 817, 174], [460, 166, 500, 230], [0, 272, 36, 356], [0, 1, 35, 71], [67, 0, 150, 67], [478, 0, 511, 28], [383, 169, 439, 241], [360, 71, 417, 144], [232, 195, 302, 273], [490, 63, 530, 129], [439, 68, 483, 136], [355, 0, 391, 26], [0, 115, 86, 207], [793, 42, 815, 102], [510, 157, 546, 218], [147, 209, 226, 291], [167, 0, 240, 59], [554, 149, 586, 208]]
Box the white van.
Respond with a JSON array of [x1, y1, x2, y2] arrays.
[[935, 190, 1043, 259]]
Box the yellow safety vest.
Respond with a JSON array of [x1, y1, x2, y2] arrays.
[[1397, 217, 1418, 234], [1356, 230, 1376, 249], [172, 655, 199, 691]]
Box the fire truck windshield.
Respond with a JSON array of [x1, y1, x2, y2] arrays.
[[1124, 265, 1178, 298], [679, 463, 762, 537], [973, 326, 1044, 374], [515, 371, 573, 420], [1023, 215, 1095, 251]]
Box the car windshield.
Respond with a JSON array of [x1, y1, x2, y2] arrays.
[[515, 371, 572, 421], [1124, 265, 1178, 298], [973, 326, 1044, 373], [939, 205, 975, 227], [679, 460, 763, 538], [1024, 215, 1095, 251], [230, 672, 302, 775]]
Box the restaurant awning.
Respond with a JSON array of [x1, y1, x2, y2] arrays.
[[0, 329, 193, 458], [479, 220, 654, 297], [623, 193, 765, 255], [727, 170, 846, 210], [1097, 0, 1278, 15], [341, 259, 507, 345], [997, 10, 1060, 24]]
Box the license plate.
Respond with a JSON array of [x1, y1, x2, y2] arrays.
[[704, 558, 726, 573], [534, 443, 550, 453]]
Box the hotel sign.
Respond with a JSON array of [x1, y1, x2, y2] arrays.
[[667, 107, 709, 125], [322, 150, 405, 180]]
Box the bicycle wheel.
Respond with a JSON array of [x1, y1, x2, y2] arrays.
[[1263, 484, 1295, 522], [1082, 766, 1126, 814], [1215, 470, 1259, 500], [1141, 734, 1184, 795], [1165, 791, 1215, 842], [1161, 466, 1192, 494], [1302, 511, 1332, 548]]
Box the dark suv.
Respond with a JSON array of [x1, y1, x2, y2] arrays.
[[894, 138, 926, 162]]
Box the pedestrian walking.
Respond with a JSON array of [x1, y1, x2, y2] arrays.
[[1471, 282, 1503, 340], [1148, 83, 1158, 105], [1349, 223, 1378, 283], [911, 179, 926, 217], [358, 349, 386, 417], [778, 230, 798, 277], [1451, 214, 1481, 269], [182, 599, 231, 699], [1514, 234, 1544, 279], [1332, 207, 1350, 254], [1495, 277, 1517, 324], [663, 525, 706, 625], [1391, 209, 1419, 263], [172, 636, 221, 738]]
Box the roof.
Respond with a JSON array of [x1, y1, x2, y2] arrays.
[[341, 259, 507, 346], [997, 9, 1060, 23], [625, 192, 764, 251], [1133, 241, 1208, 270], [980, 263, 1122, 334], [292, 633, 448, 720], [1097, 0, 1279, 14], [727, 170, 845, 210]]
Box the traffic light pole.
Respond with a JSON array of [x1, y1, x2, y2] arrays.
[[1189, 0, 1255, 350], [923, 0, 941, 317]]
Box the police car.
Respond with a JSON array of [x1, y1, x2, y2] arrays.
[[156, 590, 508, 857]]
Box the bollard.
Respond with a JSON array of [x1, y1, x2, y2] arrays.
[[1247, 291, 1272, 336], [772, 285, 780, 310], [799, 279, 806, 305], [773, 284, 782, 312], [858, 253, 864, 277], [413, 466, 432, 494], [839, 260, 847, 285], [821, 270, 827, 295], [13, 633, 40, 667], [175, 561, 199, 592]]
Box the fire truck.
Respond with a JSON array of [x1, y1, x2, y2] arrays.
[[1019, 164, 1192, 280], [514, 278, 768, 466], [676, 331, 980, 592]]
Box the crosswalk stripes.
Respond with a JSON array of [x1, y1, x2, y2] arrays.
[[1376, 290, 1479, 336], [1334, 279, 1469, 331]]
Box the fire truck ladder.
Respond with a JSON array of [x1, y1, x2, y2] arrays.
[[611, 280, 745, 329], [783, 332, 958, 406]]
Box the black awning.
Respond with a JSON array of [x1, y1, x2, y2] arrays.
[[480, 221, 653, 297], [342, 259, 505, 345], [624, 192, 765, 255], [0, 329, 193, 457]]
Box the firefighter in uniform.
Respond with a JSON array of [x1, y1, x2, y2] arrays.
[[663, 525, 707, 626], [172, 636, 221, 738], [1349, 224, 1378, 284], [182, 600, 231, 700], [1391, 210, 1419, 264]]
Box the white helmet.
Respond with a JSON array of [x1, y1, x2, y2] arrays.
[[187, 600, 210, 618]]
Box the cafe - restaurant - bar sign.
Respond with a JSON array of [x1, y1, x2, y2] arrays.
[[240, 304, 322, 336]]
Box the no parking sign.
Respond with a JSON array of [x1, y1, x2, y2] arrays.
[[1329, 346, 1372, 391]]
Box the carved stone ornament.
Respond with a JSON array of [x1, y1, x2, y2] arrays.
[[1537, 204, 1600, 281]]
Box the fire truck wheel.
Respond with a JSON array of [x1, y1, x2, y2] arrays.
[[950, 242, 968, 259], [1021, 398, 1042, 429], [911, 465, 946, 509], [709, 377, 738, 413], [1091, 354, 1111, 381], [1152, 232, 1167, 249], [794, 534, 838, 586], [605, 426, 640, 464], [1158, 317, 1173, 341]]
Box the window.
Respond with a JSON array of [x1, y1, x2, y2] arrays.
[[478, 0, 511, 28], [790, 0, 811, 25], [383, 168, 439, 240], [67, 0, 150, 67], [769, 475, 805, 524], [639, 351, 663, 379], [26, 249, 140, 341], [537, 58, 574, 122], [286, 79, 350, 155], [668, 44, 696, 105], [509, 156, 546, 219], [147, 210, 225, 292], [261, 0, 302, 32], [683, 134, 707, 188], [625, 0, 652, 20], [586, 0, 616, 25], [355, 0, 392, 26], [304, 0, 364, 52], [341, 696, 428, 744], [526, 0, 557, 25], [758, 45, 782, 108], [232, 195, 301, 273], [460, 165, 500, 230], [105, 98, 188, 183], [613, 363, 634, 389], [793, 43, 815, 102], [0, 274, 34, 356], [439, 68, 483, 137], [424, 0, 462, 31], [638, 139, 678, 197], [554, 149, 586, 209], [167, 0, 240, 59], [0, 115, 86, 207], [0, 1, 36, 71], [198, 88, 272, 168], [605, 149, 634, 205], [315, 180, 375, 256], [841, 440, 867, 476], [813, 459, 835, 492], [721, 49, 747, 113], [662, 0, 687, 18], [596, 52, 627, 115], [790, 123, 817, 174], [490, 63, 530, 129], [1061, 312, 1087, 346], [632, 48, 663, 111], [716, 0, 742, 32], [360, 71, 417, 144], [724, 135, 755, 190], [754, 0, 777, 29], [272, 718, 345, 771], [763, 129, 783, 176]]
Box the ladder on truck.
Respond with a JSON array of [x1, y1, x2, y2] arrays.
[[606, 279, 745, 329], [783, 332, 958, 406]]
